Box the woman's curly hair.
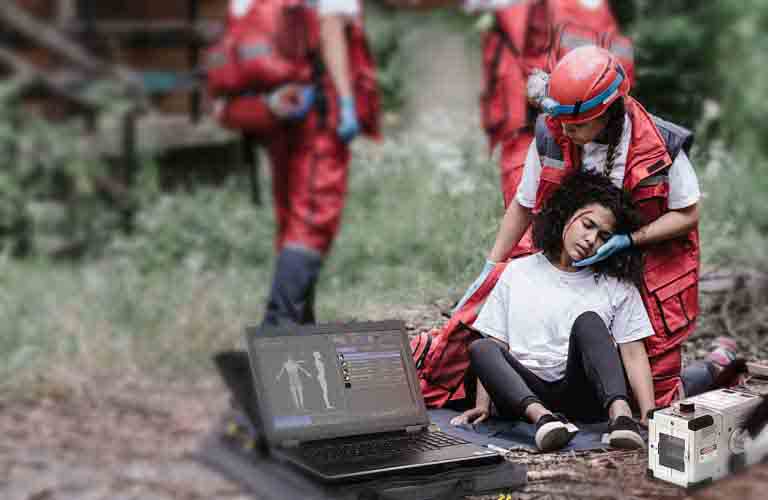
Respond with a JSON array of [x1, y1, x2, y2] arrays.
[[532, 171, 644, 285]]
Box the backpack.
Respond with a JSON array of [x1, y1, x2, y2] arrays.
[[205, 0, 381, 140], [411, 263, 507, 408], [206, 0, 317, 97], [205, 0, 319, 136], [482, 0, 635, 145]]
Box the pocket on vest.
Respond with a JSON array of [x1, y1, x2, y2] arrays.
[[644, 248, 699, 335]]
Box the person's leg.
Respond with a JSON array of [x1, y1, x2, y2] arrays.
[[680, 360, 716, 398], [468, 338, 577, 452], [559, 312, 631, 418], [266, 131, 292, 252], [263, 246, 323, 326], [681, 336, 740, 397], [469, 338, 553, 419], [561, 311, 644, 449], [262, 117, 349, 326]]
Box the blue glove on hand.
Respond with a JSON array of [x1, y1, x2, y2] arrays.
[[267, 84, 315, 120], [337, 95, 360, 143], [452, 260, 496, 315], [573, 234, 633, 267]]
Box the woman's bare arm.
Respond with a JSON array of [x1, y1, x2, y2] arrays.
[[619, 340, 655, 423]]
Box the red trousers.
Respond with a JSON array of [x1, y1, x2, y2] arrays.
[[266, 112, 350, 255]]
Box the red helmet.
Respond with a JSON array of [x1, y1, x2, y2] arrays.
[[540, 46, 630, 124]]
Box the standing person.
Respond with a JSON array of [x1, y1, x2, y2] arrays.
[[262, 0, 378, 327], [387, 0, 633, 206], [207, 0, 381, 326], [451, 172, 651, 451], [457, 46, 700, 408]]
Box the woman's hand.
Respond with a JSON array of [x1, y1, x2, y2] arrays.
[[450, 406, 490, 427]]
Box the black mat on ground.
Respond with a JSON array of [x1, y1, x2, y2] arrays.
[[194, 425, 528, 500], [428, 409, 622, 452]]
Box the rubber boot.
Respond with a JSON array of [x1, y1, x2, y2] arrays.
[[263, 246, 323, 326]]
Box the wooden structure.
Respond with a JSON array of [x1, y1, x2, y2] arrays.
[[0, 0, 256, 207]]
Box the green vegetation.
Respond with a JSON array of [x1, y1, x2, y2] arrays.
[[1, 3, 767, 390]]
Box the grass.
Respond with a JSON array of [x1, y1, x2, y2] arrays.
[[2, 130, 766, 395], [0, 136, 504, 393]]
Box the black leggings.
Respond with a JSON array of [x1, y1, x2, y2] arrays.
[[469, 311, 630, 423]]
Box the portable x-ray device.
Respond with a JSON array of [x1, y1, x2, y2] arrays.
[[648, 388, 764, 488]]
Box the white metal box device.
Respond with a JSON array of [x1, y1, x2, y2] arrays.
[[648, 388, 762, 487]]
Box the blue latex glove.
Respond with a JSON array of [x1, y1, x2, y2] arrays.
[[337, 95, 360, 143], [290, 85, 316, 119], [267, 84, 315, 120], [452, 260, 496, 314], [573, 234, 632, 267]]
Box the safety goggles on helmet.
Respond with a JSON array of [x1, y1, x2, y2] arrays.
[[540, 65, 625, 119]]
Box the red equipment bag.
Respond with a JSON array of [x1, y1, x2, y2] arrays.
[[235, 2, 317, 92], [205, 0, 318, 97], [216, 95, 280, 137], [411, 263, 508, 408], [205, 33, 244, 96]]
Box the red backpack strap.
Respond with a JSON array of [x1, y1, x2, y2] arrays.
[[420, 264, 508, 381], [346, 22, 381, 139], [415, 263, 508, 408]]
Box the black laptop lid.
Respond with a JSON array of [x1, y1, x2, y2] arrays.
[[246, 320, 430, 445]]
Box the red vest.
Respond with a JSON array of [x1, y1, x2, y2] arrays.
[[483, 0, 633, 150], [527, 97, 700, 405]]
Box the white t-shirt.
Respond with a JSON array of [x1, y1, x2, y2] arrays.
[[515, 114, 701, 210], [317, 0, 360, 16], [229, 0, 359, 17], [462, 0, 606, 12], [462, 0, 521, 12], [473, 253, 653, 381]]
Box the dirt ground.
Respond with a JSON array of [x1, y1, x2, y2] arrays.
[[3, 293, 768, 500]]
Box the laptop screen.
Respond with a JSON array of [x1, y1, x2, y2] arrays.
[[246, 321, 429, 444]]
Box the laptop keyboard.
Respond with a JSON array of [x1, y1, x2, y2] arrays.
[[299, 431, 470, 464]]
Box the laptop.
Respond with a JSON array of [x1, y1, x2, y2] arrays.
[[245, 320, 501, 482]]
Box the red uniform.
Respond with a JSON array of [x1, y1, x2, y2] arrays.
[[528, 98, 699, 406], [481, 0, 632, 206], [207, 0, 380, 324]]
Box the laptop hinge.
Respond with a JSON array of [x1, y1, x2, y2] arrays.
[[281, 439, 300, 448], [405, 425, 426, 433]]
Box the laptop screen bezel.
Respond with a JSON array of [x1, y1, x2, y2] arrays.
[[245, 320, 430, 446]]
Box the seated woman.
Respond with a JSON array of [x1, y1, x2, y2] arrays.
[[451, 171, 652, 452]]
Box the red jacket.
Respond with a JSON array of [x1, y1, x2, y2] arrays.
[[482, 0, 631, 150], [526, 97, 699, 405]]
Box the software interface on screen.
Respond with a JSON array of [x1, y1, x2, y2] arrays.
[[252, 330, 419, 430]]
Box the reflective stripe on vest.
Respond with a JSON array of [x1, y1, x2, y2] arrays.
[[534, 114, 693, 168], [637, 174, 668, 187], [542, 157, 565, 169]]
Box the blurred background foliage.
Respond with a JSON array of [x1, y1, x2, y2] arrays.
[[1, 0, 768, 384], [0, 0, 766, 264]]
